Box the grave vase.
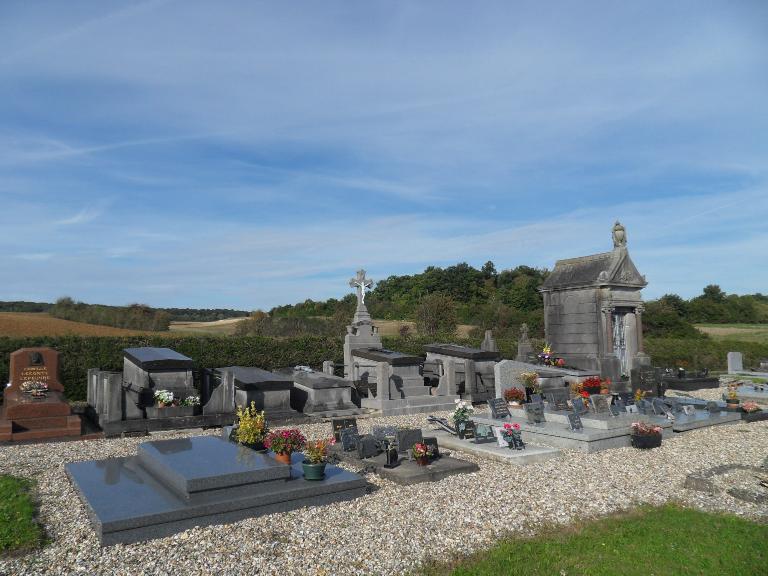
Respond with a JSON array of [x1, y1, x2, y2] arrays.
[[302, 461, 326, 480], [274, 452, 292, 465], [631, 434, 662, 449]]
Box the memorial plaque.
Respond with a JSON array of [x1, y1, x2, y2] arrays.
[[615, 397, 626, 411], [617, 392, 634, 406], [571, 397, 588, 415], [626, 404, 639, 414], [636, 399, 651, 415], [331, 418, 358, 442], [488, 397, 511, 420], [651, 398, 668, 416], [631, 366, 660, 398], [339, 426, 360, 452], [524, 402, 545, 424], [492, 426, 508, 447], [372, 425, 399, 440], [608, 405, 620, 417], [706, 401, 721, 416], [682, 405, 696, 416], [473, 423, 497, 444], [460, 420, 476, 439], [545, 388, 570, 411], [590, 394, 610, 414], [530, 393, 543, 404], [422, 437, 440, 459], [567, 413, 583, 432]]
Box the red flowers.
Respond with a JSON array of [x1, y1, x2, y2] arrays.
[[503, 423, 521, 431]]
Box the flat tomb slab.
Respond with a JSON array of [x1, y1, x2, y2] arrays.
[[361, 452, 479, 485], [66, 450, 365, 545], [471, 414, 672, 453], [506, 405, 667, 430], [352, 348, 422, 365], [663, 377, 720, 391], [735, 386, 768, 404], [671, 410, 742, 432], [428, 428, 562, 465], [137, 436, 290, 496]]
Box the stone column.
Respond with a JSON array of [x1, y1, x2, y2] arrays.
[[464, 359, 477, 399], [624, 312, 637, 373], [376, 362, 390, 401], [601, 306, 615, 355], [634, 305, 645, 353]]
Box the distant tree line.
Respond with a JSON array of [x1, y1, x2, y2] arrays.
[[50, 297, 172, 331], [158, 308, 250, 322], [0, 301, 53, 313]]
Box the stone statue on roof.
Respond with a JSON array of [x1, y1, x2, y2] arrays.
[[612, 221, 627, 248]]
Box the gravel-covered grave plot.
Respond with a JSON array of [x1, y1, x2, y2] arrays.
[[1, 408, 767, 576]]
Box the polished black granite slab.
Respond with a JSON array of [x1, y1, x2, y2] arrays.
[[66, 448, 366, 546], [352, 347, 422, 365], [123, 347, 195, 370], [136, 436, 290, 498]]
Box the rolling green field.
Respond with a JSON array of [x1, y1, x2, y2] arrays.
[[421, 504, 768, 576], [696, 323, 768, 344]]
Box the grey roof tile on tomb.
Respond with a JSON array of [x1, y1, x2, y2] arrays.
[[541, 248, 646, 291]]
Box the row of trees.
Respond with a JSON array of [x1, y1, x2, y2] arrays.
[[158, 308, 250, 322], [50, 298, 172, 331], [0, 301, 53, 313]]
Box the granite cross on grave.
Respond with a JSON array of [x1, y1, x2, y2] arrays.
[[349, 270, 373, 305]]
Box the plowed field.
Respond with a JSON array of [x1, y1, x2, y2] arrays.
[[0, 313, 153, 337]]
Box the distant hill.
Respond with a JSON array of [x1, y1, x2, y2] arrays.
[[0, 301, 53, 313]]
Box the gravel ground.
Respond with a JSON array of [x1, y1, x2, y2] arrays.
[[2, 391, 767, 576]]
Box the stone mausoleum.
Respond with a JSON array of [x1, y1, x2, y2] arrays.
[[539, 222, 649, 381]]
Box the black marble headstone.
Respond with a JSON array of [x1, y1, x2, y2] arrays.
[[488, 397, 511, 419], [631, 366, 660, 398], [422, 437, 440, 459]]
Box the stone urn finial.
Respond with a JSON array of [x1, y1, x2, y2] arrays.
[[612, 221, 627, 248]]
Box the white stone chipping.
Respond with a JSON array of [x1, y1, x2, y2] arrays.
[[1, 384, 766, 575]]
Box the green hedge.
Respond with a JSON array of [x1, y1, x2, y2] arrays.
[[1, 335, 764, 402]]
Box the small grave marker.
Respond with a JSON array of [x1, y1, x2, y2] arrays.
[[682, 405, 696, 416], [473, 424, 497, 444], [339, 426, 360, 452], [590, 394, 610, 414], [488, 397, 511, 419], [331, 418, 358, 442], [530, 393, 543, 404], [571, 397, 588, 415], [396, 428, 423, 454], [546, 388, 570, 411], [422, 437, 440, 459], [524, 402, 545, 424], [356, 434, 380, 459], [567, 413, 583, 432], [706, 401, 721, 417]]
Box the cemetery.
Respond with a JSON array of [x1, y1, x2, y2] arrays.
[[1, 227, 767, 575]]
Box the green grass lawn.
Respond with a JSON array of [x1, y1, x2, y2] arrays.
[[421, 505, 768, 576], [0, 475, 45, 556]]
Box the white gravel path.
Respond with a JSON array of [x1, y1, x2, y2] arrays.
[[1, 402, 766, 576]]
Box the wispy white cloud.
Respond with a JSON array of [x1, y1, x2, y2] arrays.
[[56, 206, 103, 226]]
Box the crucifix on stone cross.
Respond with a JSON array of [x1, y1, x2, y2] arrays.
[[349, 269, 373, 305]]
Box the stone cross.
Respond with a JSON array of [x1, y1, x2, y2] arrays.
[[349, 269, 373, 305]]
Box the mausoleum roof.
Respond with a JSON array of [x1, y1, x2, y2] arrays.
[[541, 247, 646, 291]]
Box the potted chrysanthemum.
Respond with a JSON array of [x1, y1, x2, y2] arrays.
[[630, 421, 663, 449], [265, 428, 306, 464], [302, 438, 335, 480], [231, 401, 269, 451], [452, 399, 474, 439]]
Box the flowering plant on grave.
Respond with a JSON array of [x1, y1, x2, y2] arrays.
[[235, 401, 269, 444], [154, 389, 175, 407], [726, 383, 739, 401], [503, 388, 526, 404], [742, 401, 761, 413], [501, 422, 521, 442], [518, 372, 540, 393], [181, 395, 200, 407], [452, 399, 474, 423], [634, 389, 647, 402], [631, 421, 662, 436], [20, 380, 48, 394], [412, 442, 433, 459], [537, 344, 565, 367], [264, 428, 306, 455], [304, 437, 336, 464]]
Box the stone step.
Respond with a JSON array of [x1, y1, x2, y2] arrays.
[[12, 416, 72, 430], [10, 421, 81, 441]]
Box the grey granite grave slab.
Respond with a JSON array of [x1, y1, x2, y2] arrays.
[[506, 405, 668, 430], [471, 412, 673, 453], [217, 366, 296, 417], [277, 368, 364, 417], [427, 428, 562, 464], [735, 385, 768, 404], [136, 436, 290, 498], [66, 445, 365, 546], [352, 348, 422, 365], [663, 375, 720, 391], [670, 410, 742, 432], [361, 452, 479, 485]]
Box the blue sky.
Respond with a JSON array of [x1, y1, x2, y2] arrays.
[[1, 1, 766, 310]]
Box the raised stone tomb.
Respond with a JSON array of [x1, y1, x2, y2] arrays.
[[66, 434, 366, 545], [0, 347, 80, 442]]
